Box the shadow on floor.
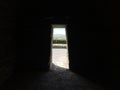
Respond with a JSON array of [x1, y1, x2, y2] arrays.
[[0, 64, 104, 90]]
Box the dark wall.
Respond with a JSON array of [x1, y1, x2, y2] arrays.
[[67, 18, 112, 88], [67, 1, 120, 89], [0, 0, 16, 85], [16, 15, 51, 71]]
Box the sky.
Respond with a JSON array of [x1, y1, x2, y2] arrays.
[[53, 28, 66, 35]]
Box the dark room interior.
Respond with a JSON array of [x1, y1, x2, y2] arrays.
[[0, 0, 120, 90]]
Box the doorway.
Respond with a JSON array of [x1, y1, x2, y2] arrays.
[[51, 24, 69, 69]]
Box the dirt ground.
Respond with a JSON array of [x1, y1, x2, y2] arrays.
[[52, 48, 69, 69]]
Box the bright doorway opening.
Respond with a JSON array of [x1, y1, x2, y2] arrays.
[[51, 24, 69, 69]]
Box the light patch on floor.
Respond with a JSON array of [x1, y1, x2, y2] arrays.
[[52, 48, 69, 69]]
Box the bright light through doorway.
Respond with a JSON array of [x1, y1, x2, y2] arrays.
[[52, 25, 69, 69], [53, 28, 66, 35]]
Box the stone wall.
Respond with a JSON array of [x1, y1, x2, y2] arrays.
[[0, 0, 16, 86]]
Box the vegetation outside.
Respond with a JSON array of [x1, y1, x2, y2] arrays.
[[52, 38, 67, 48], [53, 38, 66, 44]]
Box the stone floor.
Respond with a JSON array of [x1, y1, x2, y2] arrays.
[[0, 48, 105, 90], [1, 64, 104, 90], [52, 48, 69, 69]]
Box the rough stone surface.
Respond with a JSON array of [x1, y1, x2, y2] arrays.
[[0, 64, 104, 90]]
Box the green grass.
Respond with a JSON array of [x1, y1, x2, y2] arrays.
[[53, 38, 67, 44], [52, 44, 67, 48]]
